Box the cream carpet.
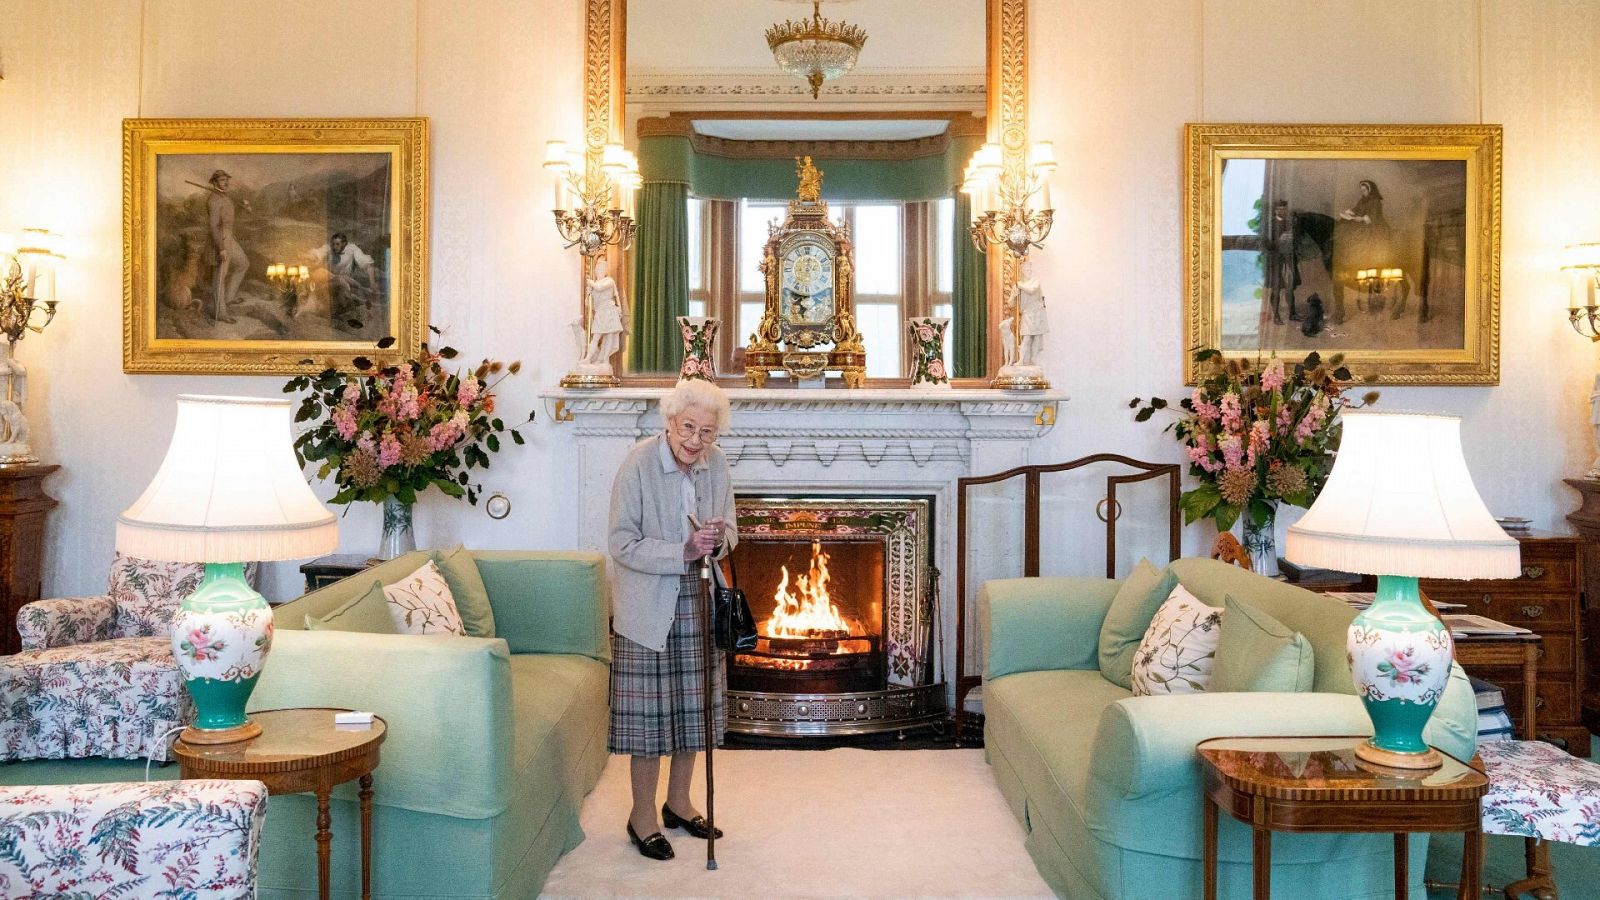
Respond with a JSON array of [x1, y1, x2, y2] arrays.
[[541, 748, 1054, 898]]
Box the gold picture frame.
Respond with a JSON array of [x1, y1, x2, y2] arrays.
[[1184, 124, 1501, 385], [123, 118, 428, 374]]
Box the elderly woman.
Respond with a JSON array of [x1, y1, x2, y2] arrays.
[[608, 379, 736, 861]]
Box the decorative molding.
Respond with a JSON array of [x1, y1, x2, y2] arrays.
[[687, 133, 952, 161]]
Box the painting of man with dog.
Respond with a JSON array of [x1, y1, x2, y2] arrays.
[[1185, 124, 1500, 384], [154, 152, 393, 342], [123, 118, 427, 374]]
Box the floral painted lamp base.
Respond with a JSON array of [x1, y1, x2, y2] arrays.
[[171, 562, 274, 745], [1347, 574, 1451, 769]]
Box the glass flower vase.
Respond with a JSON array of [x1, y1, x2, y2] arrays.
[[376, 495, 416, 561], [1241, 503, 1279, 577]]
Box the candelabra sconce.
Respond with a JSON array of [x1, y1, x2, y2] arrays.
[[266, 264, 309, 317], [546, 140, 641, 389], [962, 141, 1056, 259], [1564, 244, 1600, 342], [544, 140, 639, 258], [1561, 243, 1600, 480], [0, 228, 66, 466], [961, 143, 1057, 390]]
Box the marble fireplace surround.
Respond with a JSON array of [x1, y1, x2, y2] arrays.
[[540, 387, 1066, 708]]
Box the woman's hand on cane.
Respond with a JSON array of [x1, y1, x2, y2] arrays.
[[684, 522, 721, 560]]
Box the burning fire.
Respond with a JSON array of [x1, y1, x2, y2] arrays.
[[764, 540, 855, 639]]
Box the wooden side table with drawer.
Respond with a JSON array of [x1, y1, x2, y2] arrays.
[[1420, 531, 1588, 756]]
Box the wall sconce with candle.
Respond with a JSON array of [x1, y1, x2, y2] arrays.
[[961, 141, 1056, 389], [544, 140, 640, 389], [266, 264, 309, 317], [1562, 243, 1600, 478], [0, 228, 64, 465]]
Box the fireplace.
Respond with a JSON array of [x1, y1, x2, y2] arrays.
[[726, 497, 945, 737]]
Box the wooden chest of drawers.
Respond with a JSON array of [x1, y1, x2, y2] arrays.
[[1420, 532, 1588, 756]]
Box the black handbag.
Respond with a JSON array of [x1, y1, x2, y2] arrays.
[[712, 556, 758, 653]]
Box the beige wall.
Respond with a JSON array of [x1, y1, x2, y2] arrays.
[[0, 0, 1596, 598]]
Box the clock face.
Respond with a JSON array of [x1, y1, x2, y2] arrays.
[[780, 239, 835, 325]]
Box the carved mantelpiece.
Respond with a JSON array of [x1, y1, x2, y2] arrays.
[[541, 386, 1065, 708]]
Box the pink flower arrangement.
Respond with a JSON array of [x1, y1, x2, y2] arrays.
[[1131, 350, 1376, 531], [286, 339, 534, 507]]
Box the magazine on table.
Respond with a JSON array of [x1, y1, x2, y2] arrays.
[[1441, 614, 1532, 637]]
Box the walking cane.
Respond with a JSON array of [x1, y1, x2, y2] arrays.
[[698, 551, 719, 871]]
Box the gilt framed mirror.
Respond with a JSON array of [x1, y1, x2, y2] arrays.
[[582, 0, 1028, 386]]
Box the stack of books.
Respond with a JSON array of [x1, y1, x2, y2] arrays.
[[1471, 676, 1515, 743]]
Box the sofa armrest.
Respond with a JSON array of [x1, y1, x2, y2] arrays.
[[1089, 664, 1477, 799], [249, 630, 512, 819], [981, 576, 1119, 680], [472, 551, 610, 660], [16, 596, 117, 650]]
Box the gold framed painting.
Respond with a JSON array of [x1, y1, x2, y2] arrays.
[[1183, 124, 1501, 384], [123, 118, 428, 374]]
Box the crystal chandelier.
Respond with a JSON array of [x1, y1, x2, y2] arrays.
[[766, 1, 867, 99]]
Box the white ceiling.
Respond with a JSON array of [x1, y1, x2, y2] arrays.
[[627, 0, 984, 74], [692, 119, 952, 141]]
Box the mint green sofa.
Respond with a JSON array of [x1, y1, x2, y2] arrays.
[[246, 549, 611, 899], [980, 557, 1477, 900]]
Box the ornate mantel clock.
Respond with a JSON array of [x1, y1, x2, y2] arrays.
[[744, 157, 866, 388]]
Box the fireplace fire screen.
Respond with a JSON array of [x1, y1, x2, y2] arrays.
[[726, 497, 944, 737]]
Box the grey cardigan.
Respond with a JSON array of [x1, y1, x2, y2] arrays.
[[607, 433, 737, 652]]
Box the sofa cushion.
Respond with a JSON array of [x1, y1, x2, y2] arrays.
[[434, 545, 497, 638], [306, 580, 397, 634], [383, 560, 468, 636], [1098, 560, 1175, 689], [1212, 594, 1315, 692], [1131, 585, 1222, 695], [1168, 557, 1359, 695]]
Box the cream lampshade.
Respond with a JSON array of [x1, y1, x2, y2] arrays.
[[1286, 410, 1517, 768], [119, 395, 338, 745]]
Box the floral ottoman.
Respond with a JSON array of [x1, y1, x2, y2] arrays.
[[1477, 739, 1600, 898], [0, 637, 192, 762], [0, 779, 267, 899]]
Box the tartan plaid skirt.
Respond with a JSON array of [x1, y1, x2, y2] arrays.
[[608, 571, 727, 757]]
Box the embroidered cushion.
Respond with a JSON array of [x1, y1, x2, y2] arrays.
[[1211, 594, 1315, 692], [1098, 560, 1178, 689], [306, 581, 397, 634], [1130, 584, 1224, 696], [382, 560, 467, 636], [432, 545, 496, 637]]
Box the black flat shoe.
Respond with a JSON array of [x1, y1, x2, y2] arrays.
[[662, 803, 723, 839], [627, 821, 674, 860]]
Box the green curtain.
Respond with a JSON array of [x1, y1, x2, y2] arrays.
[[638, 135, 957, 202], [628, 181, 689, 373], [951, 190, 988, 377]]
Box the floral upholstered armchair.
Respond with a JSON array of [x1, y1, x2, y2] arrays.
[[0, 553, 257, 762], [0, 779, 268, 898]]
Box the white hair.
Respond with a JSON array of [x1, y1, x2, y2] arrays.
[[661, 379, 731, 432]]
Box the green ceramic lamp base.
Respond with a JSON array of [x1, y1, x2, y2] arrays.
[[171, 562, 274, 745], [1347, 574, 1453, 771]]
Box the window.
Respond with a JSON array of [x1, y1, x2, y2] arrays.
[[687, 196, 709, 318]]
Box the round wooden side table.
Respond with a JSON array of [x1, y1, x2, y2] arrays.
[[173, 707, 387, 900], [1197, 735, 1488, 900]]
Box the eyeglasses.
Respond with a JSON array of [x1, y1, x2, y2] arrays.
[[671, 421, 718, 443]]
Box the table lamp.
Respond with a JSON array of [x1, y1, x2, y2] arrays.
[[117, 395, 338, 744], [1285, 411, 1518, 769]]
